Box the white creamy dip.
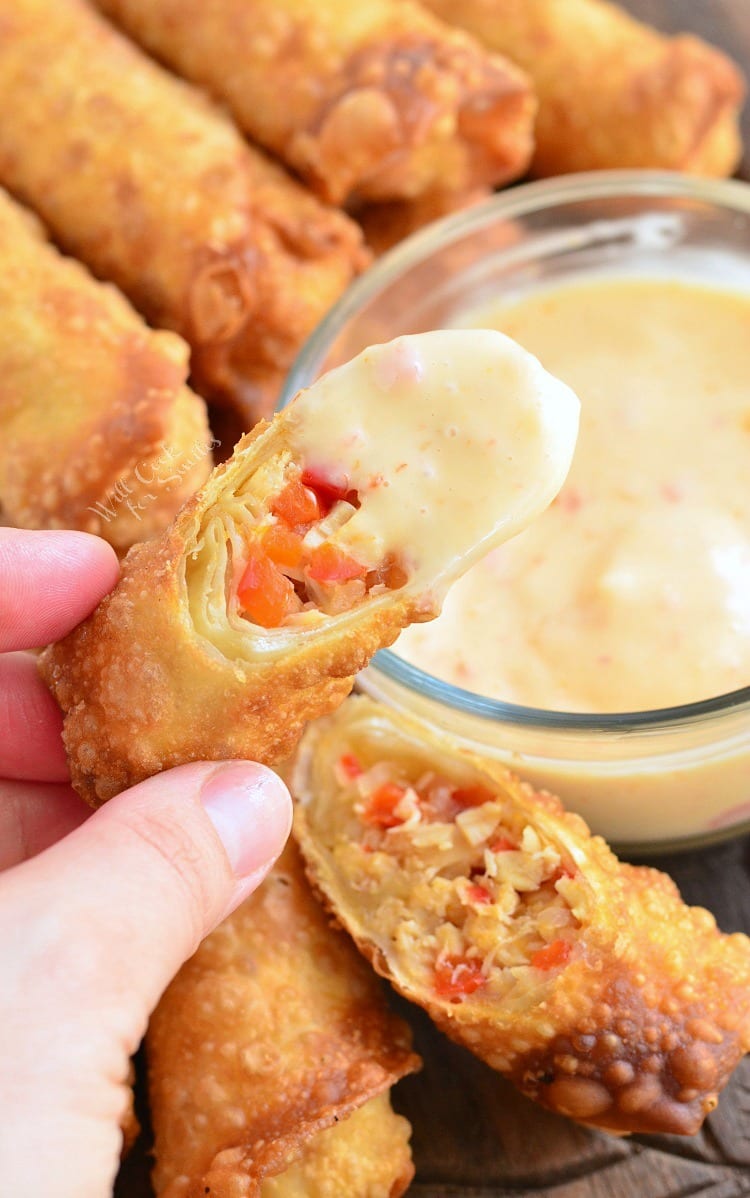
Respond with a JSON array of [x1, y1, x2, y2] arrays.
[[397, 277, 750, 713], [288, 328, 580, 598]]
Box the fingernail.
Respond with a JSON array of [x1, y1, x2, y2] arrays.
[[201, 762, 292, 877]]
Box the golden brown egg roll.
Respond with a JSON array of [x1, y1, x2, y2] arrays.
[[0, 0, 366, 427], [358, 187, 492, 256], [422, 0, 745, 177], [0, 187, 211, 553], [148, 843, 418, 1198], [94, 0, 535, 207], [293, 696, 750, 1136], [40, 329, 580, 806]]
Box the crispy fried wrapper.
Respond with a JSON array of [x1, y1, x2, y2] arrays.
[[0, 0, 366, 427], [95, 0, 535, 207], [148, 843, 418, 1198], [0, 187, 211, 553], [293, 697, 750, 1136], [357, 187, 492, 256], [40, 330, 579, 806], [423, 0, 745, 177]]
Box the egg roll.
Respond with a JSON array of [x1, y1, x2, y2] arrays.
[[422, 0, 745, 177], [40, 329, 580, 806], [0, 0, 366, 427], [0, 187, 211, 554], [358, 188, 492, 256], [94, 0, 535, 208], [148, 843, 417, 1198], [293, 696, 750, 1136]]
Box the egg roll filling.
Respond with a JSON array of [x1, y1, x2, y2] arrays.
[[328, 752, 583, 1006], [232, 459, 410, 628]]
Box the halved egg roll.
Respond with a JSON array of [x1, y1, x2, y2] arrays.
[[40, 329, 580, 806], [0, 0, 366, 427], [148, 843, 418, 1198], [0, 187, 211, 554], [422, 0, 745, 177], [94, 0, 535, 208], [293, 697, 750, 1136]]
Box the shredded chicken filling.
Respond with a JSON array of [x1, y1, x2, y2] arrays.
[[333, 753, 583, 1004]]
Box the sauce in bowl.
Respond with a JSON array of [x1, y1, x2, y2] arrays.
[[398, 276, 750, 714]]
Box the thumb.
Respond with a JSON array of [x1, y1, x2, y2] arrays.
[[0, 761, 291, 1198], [2, 759, 292, 1059]]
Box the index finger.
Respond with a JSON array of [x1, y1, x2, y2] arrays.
[[0, 529, 119, 651]]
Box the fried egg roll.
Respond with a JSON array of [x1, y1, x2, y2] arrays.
[[422, 0, 745, 177], [40, 329, 580, 806], [293, 697, 750, 1136], [0, 187, 211, 553], [94, 0, 535, 207], [0, 0, 365, 427], [358, 188, 492, 256], [148, 844, 418, 1198]]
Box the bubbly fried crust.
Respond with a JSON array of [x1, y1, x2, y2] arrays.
[[293, 697, 750, 1135], [0, 0, 365, 427], [0, 187, 211, 553], [95, 0, 535, 206], [148, 843, 418, 1198], [423, 0, 745, 177], [39, 422, 436, 807]]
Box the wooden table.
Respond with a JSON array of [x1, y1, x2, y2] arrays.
[[117, 3, 750, 1195]]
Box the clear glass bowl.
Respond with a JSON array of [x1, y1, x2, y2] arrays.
[[281, 171, 750, 854]]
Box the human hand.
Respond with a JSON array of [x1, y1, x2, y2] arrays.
[[0, 528, 293, 1198]]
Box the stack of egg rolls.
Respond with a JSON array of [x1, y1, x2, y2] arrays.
[[422, 0, 745, 177], [0, 186, 211, 553], [0, 0, 366, 427], [94, 0, 536, 207]]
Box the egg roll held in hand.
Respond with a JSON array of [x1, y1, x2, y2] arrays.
[[94, 0, 535, 208], [148, 843, 418, 1198], [422, 0, 745, 177], [0, 0, 365, 427], [40, 329, 580, 806], [0, 187, 211, 554], [293, 697, 750, 1136]]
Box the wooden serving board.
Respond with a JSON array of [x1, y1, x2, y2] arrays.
[[117, 3, 750, 1195]]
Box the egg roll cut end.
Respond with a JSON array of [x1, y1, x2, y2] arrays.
[[293, 697, 750, 1135], [40, 329, 580, 806]]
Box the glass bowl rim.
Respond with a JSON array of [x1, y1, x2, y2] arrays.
[[280, 168, 750, 736]]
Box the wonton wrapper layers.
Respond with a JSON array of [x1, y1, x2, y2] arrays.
[[293, 698, 750, 1136], [423, 0, 745, 177], [0, 187, 211, 553], [149, 844, 417, 1198], [95, 0, 535, 208], [40, 330, 580, 807], [0, 0, 366, 426]]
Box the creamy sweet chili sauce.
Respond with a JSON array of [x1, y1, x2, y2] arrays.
[[397, 277, 750, 713]]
